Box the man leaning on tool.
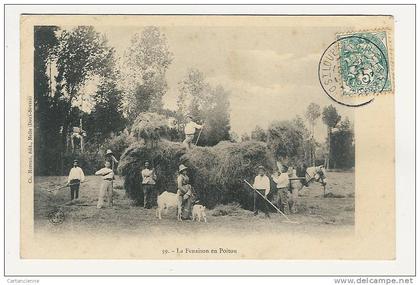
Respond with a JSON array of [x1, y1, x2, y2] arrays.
[[253, 165, 271, 218], [141, 161, 157, 209], [95, 161, 114, 209], [183, 115, 203, 149]]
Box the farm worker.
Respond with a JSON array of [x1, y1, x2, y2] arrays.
[[105, 149, 119, 173], [177, 164, 193, 219], [183, 115, 203, 149], [271, 165, 291, 214], [66, 159, 85, 201], [253, 166, 271, 218], [95, 161, 114, 209], [141, 161, 157, 209], [288, 167, 299, 214]]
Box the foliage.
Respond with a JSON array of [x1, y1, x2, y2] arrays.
[[330, 118, 355, 169], [34, 26, 125, 174], [34, 26, 60, 175], [124, 26, 173, 122], [251, 125, 267, 142], [177, 69, 231, 146], [305, 103, 321, 126], [322, 105, 342, 169], [198, 85, 231, 146], [322, 105, 342, 129], [266, 120, 305, 165], [305, 103, 321, 166], [85, 79, 127, 142], [56, 26, 115, 99]]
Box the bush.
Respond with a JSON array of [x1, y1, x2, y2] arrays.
[[119, 139, 275, 209]]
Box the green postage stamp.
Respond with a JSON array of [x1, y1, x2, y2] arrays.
[[337, 31, 393, 96]]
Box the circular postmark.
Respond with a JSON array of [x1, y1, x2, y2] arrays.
[[48, 208, 65, 225], [318, 35, 389, 107]]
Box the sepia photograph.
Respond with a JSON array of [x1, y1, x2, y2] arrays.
[[33, 22, 356, 235], [17, 14, 397, 261]]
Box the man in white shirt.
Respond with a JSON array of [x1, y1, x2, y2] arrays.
[[67, 159, 85, 201], [272, 165, 291, 214], [105, 149, 119, 172], [141, 161, 157, 209], [252, 166, 271, 217], [183, 115, 203, 149], [95, 161, 114, 209]]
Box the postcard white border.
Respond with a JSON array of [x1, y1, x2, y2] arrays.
[[4, 4, 415, 276]]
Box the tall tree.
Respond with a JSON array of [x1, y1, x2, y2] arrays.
[[55, 26, 115, 149], [177, 68, 209, 120], [305, 103, 321, 166], [330, 117, 354, 169], [292, 116, 311, 165], [34, 26, 60, 175], [200, 85, 231, 146], [322, 105, 342, 169], [124, 26, 173, 122], [267, 120, 305, 166], [85, 79, 127, 142], [177, 70, 231, 146]]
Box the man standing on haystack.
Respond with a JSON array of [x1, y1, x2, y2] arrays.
[[177, 164, 194, 219], [141, 161, 157, 209], [253, 166, 271, 218], [183, 115, 203, 149]]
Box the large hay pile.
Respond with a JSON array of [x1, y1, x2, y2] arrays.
[[118, 140, 186, 204], [118, 140, 275, 209]]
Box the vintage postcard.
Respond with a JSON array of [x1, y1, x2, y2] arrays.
[[19, 15, 395, 260]]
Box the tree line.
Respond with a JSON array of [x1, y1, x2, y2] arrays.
[[34, 26, 231, 175], [247, 103, 354, 169], [34, 25, 353, 176]]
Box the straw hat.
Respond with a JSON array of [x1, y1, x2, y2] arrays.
[[106, 149, 113, 155], [179, 164, 188, 172]]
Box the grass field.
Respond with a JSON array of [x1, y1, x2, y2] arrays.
[[34, 171, 354, 236]]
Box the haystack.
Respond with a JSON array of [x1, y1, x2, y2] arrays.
[[119, 139, 275, 209], [118, 140, 186, 204]]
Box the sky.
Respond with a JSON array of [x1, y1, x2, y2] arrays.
[[92, 23, 354, 141]]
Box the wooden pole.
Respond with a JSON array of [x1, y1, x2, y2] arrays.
[[244, 180, 292, 222]]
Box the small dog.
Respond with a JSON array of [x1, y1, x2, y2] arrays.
[[192, 204, 207, 222]]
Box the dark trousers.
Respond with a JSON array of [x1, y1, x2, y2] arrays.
[[143, 184, 156, 208], [70, 179, 80, 200], [254, 189, 269, 216]]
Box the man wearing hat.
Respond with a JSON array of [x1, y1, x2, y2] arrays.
[[141, 161, 157, 209], [177, 164, 193, 219], [252, 165, 271, 217], [66, 159, 85, 201], [272, 165, 291, 214], [105, 149, 119, 172], [183, 115, 203, 149], [95, 161, 114, 208]]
